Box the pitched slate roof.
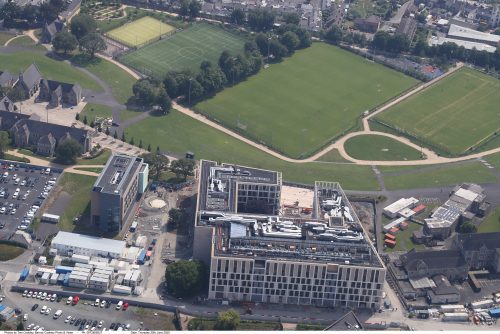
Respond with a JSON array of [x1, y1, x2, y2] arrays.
[[39, 133, 56, 146], [20, 64, 42, 91], [0, 96, 15, 113], [0, 70, 17, 88], [14, 118, 89, 145], [401, 249, 466, 272], [456, 232, 500, 252], [0, 110, 30, 129], [41, 79, 82, 97], [45, 19, 64, 40]]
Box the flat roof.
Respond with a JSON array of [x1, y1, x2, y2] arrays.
[[199, 160, 281, 212], [430, 36, 497, 53], [454, 188, 479, 202], [93, 153, 144, 195], [52, 231, 126, 256], [383, 197, 418, 214], [448, 24, 500, 44]]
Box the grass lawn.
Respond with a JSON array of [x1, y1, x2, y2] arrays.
[[73, 167, 103, 173], [16, 148, 52, 162], [120, 108, 143, 121], [344, 134, 423, 161], [71, 55, 136, 104], [383, 161, 498, 190], [96, 7, 186, 32], [376, 67, 500, 155], [0, 52, 101, 91], [486, 152, 500, 170], [383, 221, 425, 252], [3, 153, 30, 163], [479, 206, 500, 233], [8, 36, 46, 50], [80, 103, 113, 122], [125, 110, 379, 190], [317, 149, 350, 163], [196, 43, 418, 159], [0, 32, 16, 45], [56, 173, 97, 233], [120, 22, 247, 76], [107, 16, 175, 47], [0, 244, 25, 261], [77, 148, 112, 165]]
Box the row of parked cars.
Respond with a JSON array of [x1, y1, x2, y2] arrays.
[[23, 290, 60, 302]]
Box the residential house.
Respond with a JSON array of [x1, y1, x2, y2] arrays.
[[400, 249, 469, 281], [38, 79, 82, 107], [41, 19, 64, 43], [16, 64, 42, 98], [0, 96, 16, 113], [0, 70, 18, 89]]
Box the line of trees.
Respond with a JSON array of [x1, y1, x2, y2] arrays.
[[323, 25, 500, 72], [0, 0, 66, 28], [162, 20, 311, 104]]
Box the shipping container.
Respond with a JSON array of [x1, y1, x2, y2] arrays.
[[146, 250, 152, 259], [385, 239, 396, 248], [471, 299, 494, 310], [72, 254, 90, 264], [489, 308, 500, 318], [112, 284, 132, 295], [55, 266, 74, 274], [19, 266, 29, 281], [442, 313, 469, 321], [137, 249, 146, 264], [41, 213, 60, 223], [385, 233, 396, 241]]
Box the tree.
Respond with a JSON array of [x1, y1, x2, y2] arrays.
[[215, 309, 240, 330], [269, 39, 288, 61], [55, 138, 82, 164], [157, 89, 172, 114], [79, 32, 106, 58], [129, 137, 134, 145], [280, 31, 300, 54], [139, 139, 143, 149], [21, 4, 39, 22], [230, 8, 245, 25], [179, 0, 190, 18], [282, 12, 300, 25], [147, 143, 151, 152], [168, 208, 184, 229], [142, 152, 169, 180], [52, 31, 78, 54], [105, 127, 110, 135], [0, 1, 21, 26], [133, 79, 160, 106], [247, 8, 275, 31], [113, 130, 118, 139], [0, 131, 10, 159], [170, 158, 195, 181], [188, 0, 201, 19], [165, 260, 205, 298], [83, 115, 88, 125], [121, 132, 126, 142], [75, 113, 80, 121], [324, 26, 343, 45], [459, 222, 477, 234], [196, 61, 227, 96], [70, 14, 97, 40]]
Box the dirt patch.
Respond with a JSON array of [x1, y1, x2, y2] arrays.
[[132, 308, 176, 330], [352, 201, 375, 239]]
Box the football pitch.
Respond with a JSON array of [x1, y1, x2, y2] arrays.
[[376, 67, 500, 155], [107, 16, 175, 47], [195, 43, 418, 159], [119, 22, 247, 75]]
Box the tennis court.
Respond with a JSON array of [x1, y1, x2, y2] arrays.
[[107, 16, 175, 48]]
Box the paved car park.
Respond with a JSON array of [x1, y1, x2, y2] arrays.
[[0, 160, 62, 240], [8, 290, 144, 331]]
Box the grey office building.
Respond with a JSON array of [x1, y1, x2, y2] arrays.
[[91, 154, 148, 232]]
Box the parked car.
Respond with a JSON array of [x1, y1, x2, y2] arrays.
[[31, 304, 39, 311]]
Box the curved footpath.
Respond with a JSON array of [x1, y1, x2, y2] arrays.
[[99, 55, 500, 166]]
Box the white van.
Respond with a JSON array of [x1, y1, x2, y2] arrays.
[[116, 301, 123, 310], [66, 296, 73, 305], [45, 168, 50, 175], [53, 310, 62, 319]]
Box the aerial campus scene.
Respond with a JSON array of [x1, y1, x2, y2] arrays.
[[1, 0, 500, 333]]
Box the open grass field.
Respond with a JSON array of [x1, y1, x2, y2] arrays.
[[0, 244, 25, 261], [376, 67, 500, 156], [196, 43, 418, 159], [382, 161, 498, 190], [0, 52, 101, 91], [80, 103, 112, 121], [125, 110, 379, 190], [96, 7, 186, 32], [57, 173, 97, 233], [317, 149, 349, 163], [0, 32, 16, 45], [107, 16, 175, 48], [382, 221, 424, 252], [344, 134, 423, 161], [71, 54, 136, 104], [479, 206, 500, 233], [77, 148, 112, 165], [120, 22, 247, 75], [8, 36, 46, 50]]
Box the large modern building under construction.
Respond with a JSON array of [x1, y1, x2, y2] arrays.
[[194, 160, 385, 309]]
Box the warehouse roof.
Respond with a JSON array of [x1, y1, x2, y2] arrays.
[[448, 24, 500, 44], [52, 231, 126, 256]]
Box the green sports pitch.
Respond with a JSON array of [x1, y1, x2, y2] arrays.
[[195, 43, 418, 159], [107, 16, 175, 47], [119, 22, 247, 75], [376, 67, 500, 156]]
